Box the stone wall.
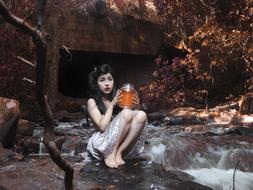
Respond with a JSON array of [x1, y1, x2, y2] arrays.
[[59, 14, 163, 55], [45, 8, 163, 108]]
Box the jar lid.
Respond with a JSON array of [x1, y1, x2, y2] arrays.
[[121, 83, 134, 91]]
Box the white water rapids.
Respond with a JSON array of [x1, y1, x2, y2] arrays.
[[34, 120, 253, 190], [144, 124, 253, 190], [184, 168, 253, 190]]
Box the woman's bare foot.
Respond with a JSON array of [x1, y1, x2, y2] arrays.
[[104, 154, 118, 168], [115, 152, 125, 166]]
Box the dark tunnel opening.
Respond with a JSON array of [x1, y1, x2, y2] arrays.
[[58, 49, 156, 98]]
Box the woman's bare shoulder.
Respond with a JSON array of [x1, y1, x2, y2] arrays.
[[87, 98, 97, 110], [87, 98, 96, 104]]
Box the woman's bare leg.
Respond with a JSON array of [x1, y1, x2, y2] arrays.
[[104, 109, 133, 168], [115, 110, 147, 165]]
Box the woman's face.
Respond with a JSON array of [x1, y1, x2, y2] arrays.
[[97, 72, 114, 95]]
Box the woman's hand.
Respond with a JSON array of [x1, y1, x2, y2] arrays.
[[133, 91, 141, 109], [110, 90, 122, 107]]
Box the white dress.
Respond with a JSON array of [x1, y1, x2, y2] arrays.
[[86, 112, 145, 160]]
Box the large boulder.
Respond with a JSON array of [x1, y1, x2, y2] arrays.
[[0, 97, 20, 148], [80, 159, 212, 190], [231, 114, 253, 127], [0, 143, 13, 161], [17, 119, 36, 136]]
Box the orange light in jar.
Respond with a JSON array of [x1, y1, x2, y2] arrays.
[[117, 83, 136, 109]]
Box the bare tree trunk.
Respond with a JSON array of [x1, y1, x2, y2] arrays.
[[35, 36, 74, 190], [0, 1, 74, 189]]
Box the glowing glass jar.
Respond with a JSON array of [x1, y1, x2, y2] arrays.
[[117, 83, 136, 109]]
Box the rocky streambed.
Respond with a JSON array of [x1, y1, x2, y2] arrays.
[[1, 105, 253, 190]]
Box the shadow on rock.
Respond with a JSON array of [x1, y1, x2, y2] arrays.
[[79, 158, 212, 190]]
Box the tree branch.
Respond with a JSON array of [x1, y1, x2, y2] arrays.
[[23, 77, 36, 85], [35, 0, 47, 29], [16, 56, 36, 67], [0, 0, 42, 38], [62, 45, 72, 62], [0, 1, 74, 189]]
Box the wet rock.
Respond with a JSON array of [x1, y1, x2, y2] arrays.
[[0, 157, 65, 190], [165, 116, 205, 125], [64, 155, 84, 163], [165, 107, 206, 125], [185, 125, 209, 132], [60, 136, 88, 155], [17, 136, 67, 154], [214, 102, 239, 112], [209, 111, 234, 124], [56, 136, 67, 150], [0, 97, 20, 148], [74, 140, 88, 155], [150, 120, 162, 126], [226, 126, 253, 136], [54, 130, 66, 136], [239, 93, 253, 114], [166, 107, 239, 125], [173, 181, 213, 190], [147, 112, 165, 123], [142, 102, 160, 113], [17, 119, 36, 136], [0, 143, 24, 163], [231, 114, 253, 127], [0, 143, 13, 162], [58, 116, 72, 122], [1, 115, 19, 149], [169, 107, 197, 116], [55, 122, 93, 137], [79, 159, 212, 190], [184, 124, 229, 134], [61, 137, 79, 154], [81, 122, 91, 128], [0, 186, 8, 190], [16, 137, 40, 154], [12, 154, 25, 161]]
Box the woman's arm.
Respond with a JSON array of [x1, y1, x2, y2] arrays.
[[87, 98, 116, 132]]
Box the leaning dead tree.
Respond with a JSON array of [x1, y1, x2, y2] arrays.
[[0, 1, 74, 189]]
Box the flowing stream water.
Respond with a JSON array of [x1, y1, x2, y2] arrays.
[[143, 125, 253, 190], [31, 119, 253, 190]]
